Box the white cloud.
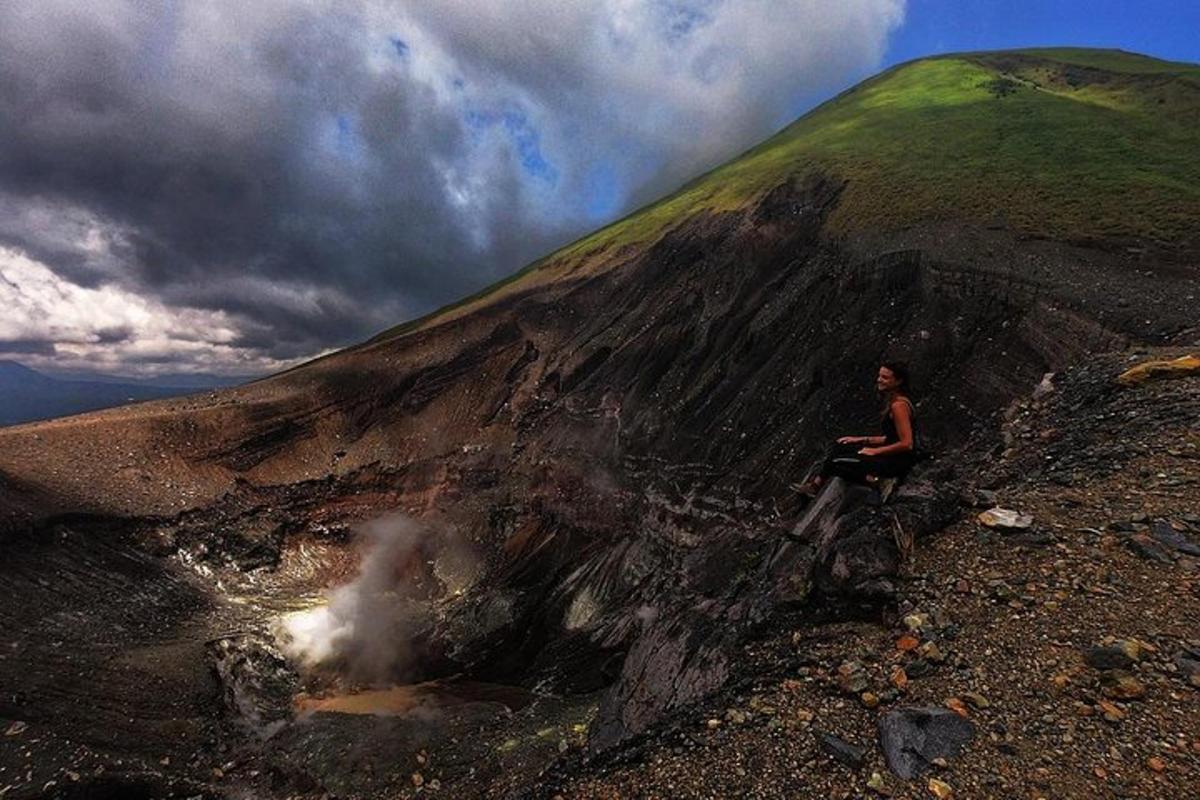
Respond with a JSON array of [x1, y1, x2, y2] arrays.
[[0, 1, 906, 375], [0, 245, 305, 376], [393, 0, 906, 209]]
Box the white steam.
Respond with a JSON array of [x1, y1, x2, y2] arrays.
[[277, 514, 479, 683]]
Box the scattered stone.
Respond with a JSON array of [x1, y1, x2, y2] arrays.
[[861, 692, 880, 709], [969, 489, 999, 508], [817, 731, 866, 770], [944, 698, 969, 718], [1173, 652, 1200, 686], [1147, 756, 1166, 773], [1033, 372, 1056, 398], [918, 642, 946, 664], [1085, 645, 1135, 671], [961, 692, 989, 710], [896, 634, 921, 652], [1096, 700, 1125, 723], [978, 508, 1033, 531], [1101, 672, 1146, 700], [1126, 533, 1174, 563], [838, 661, 869, 694], [878, 707, 975, 779], [1009, 530, 1054, 547], [706, 718, 722, 730], [4, 721, 27, 737], [928, 777, 954, 799], [903, 613, 931, 633], [890, 667, 909, 691], [725, 708, 749, 725], [1150, 521, 1200, 556], [906, 659, 932, 678], [866, 771, 890, 796]]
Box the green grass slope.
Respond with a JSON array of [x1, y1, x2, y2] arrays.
[[375, 48, 1200, 341], [567, 47, 1200, 255]]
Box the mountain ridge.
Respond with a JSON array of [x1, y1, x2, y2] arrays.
[[367, 46, 1200, 345]]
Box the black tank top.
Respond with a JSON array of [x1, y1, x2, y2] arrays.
[[882, 396, 916, 446]]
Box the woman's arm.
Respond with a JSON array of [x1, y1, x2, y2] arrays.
[[860, 400, 913, 456], [838, 435, 886, 445]]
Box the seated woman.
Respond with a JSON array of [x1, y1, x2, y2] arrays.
[[797, 361, 918, 496]]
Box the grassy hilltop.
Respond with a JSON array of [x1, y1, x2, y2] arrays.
[[377, 48, 1200, 341], [566, 48, 1200, 255]]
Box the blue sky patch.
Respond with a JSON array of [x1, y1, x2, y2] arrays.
[[465, 108, 558, 184]]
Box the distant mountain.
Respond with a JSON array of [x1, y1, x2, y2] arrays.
[[0, 360, 237, 426], [36, 368, 251, 390]]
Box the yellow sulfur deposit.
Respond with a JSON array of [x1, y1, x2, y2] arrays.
[[1117, 355, 1200, 386]]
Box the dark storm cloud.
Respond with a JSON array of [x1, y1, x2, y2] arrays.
[[0, 1, 904, 375]]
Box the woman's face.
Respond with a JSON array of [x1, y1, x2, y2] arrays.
[[877, 366, 901, 392]]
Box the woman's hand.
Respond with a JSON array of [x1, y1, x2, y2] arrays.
[[858, 446, 881, 457], [837, 435, 863, 444]]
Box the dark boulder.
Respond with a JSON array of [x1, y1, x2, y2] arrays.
[[1084, 645, 1135, 671], [817, 731, 867, 769], [811, 479, 960, 599], [1150, 521, 1200, 556], [878, 707, 975, 779], [589, 477, 959, 753], [1126, 533, 1175, 563]]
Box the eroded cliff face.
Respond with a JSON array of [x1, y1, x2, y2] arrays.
[[1, 173, 1194, 797]]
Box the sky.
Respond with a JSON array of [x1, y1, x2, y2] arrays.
[[0, 1, 1196, 378]]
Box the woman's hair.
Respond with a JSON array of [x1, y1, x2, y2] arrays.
[[879, 360, 913, 418], [880, 360, 912, 394]]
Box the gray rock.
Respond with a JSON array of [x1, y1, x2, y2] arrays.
[[1009, 530, 1054, 547], [905, 658, 932, 678], [1174, 653, 1200, 678], [817, 731, 866, 769], [1150, 521, 1200, 556], [878, 707, 975, 779], [1125, 533, 1175, 563], [1084, 646, 1134, 671]]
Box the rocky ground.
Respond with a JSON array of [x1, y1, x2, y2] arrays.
[[543, 351, 1200, 799], [2, 350, 1196, 800]]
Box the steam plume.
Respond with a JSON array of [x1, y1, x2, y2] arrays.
[[277, 514, 479, 683]]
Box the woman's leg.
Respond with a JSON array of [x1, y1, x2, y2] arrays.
[[818, 441, 864, 479], [867, 454, 915, 479], [827, 451, 875, 483], [794, 441, 861, 496], [830, 453, 915, 484]]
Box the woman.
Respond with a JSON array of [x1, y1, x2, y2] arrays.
[[797, 361, 918, 495]]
